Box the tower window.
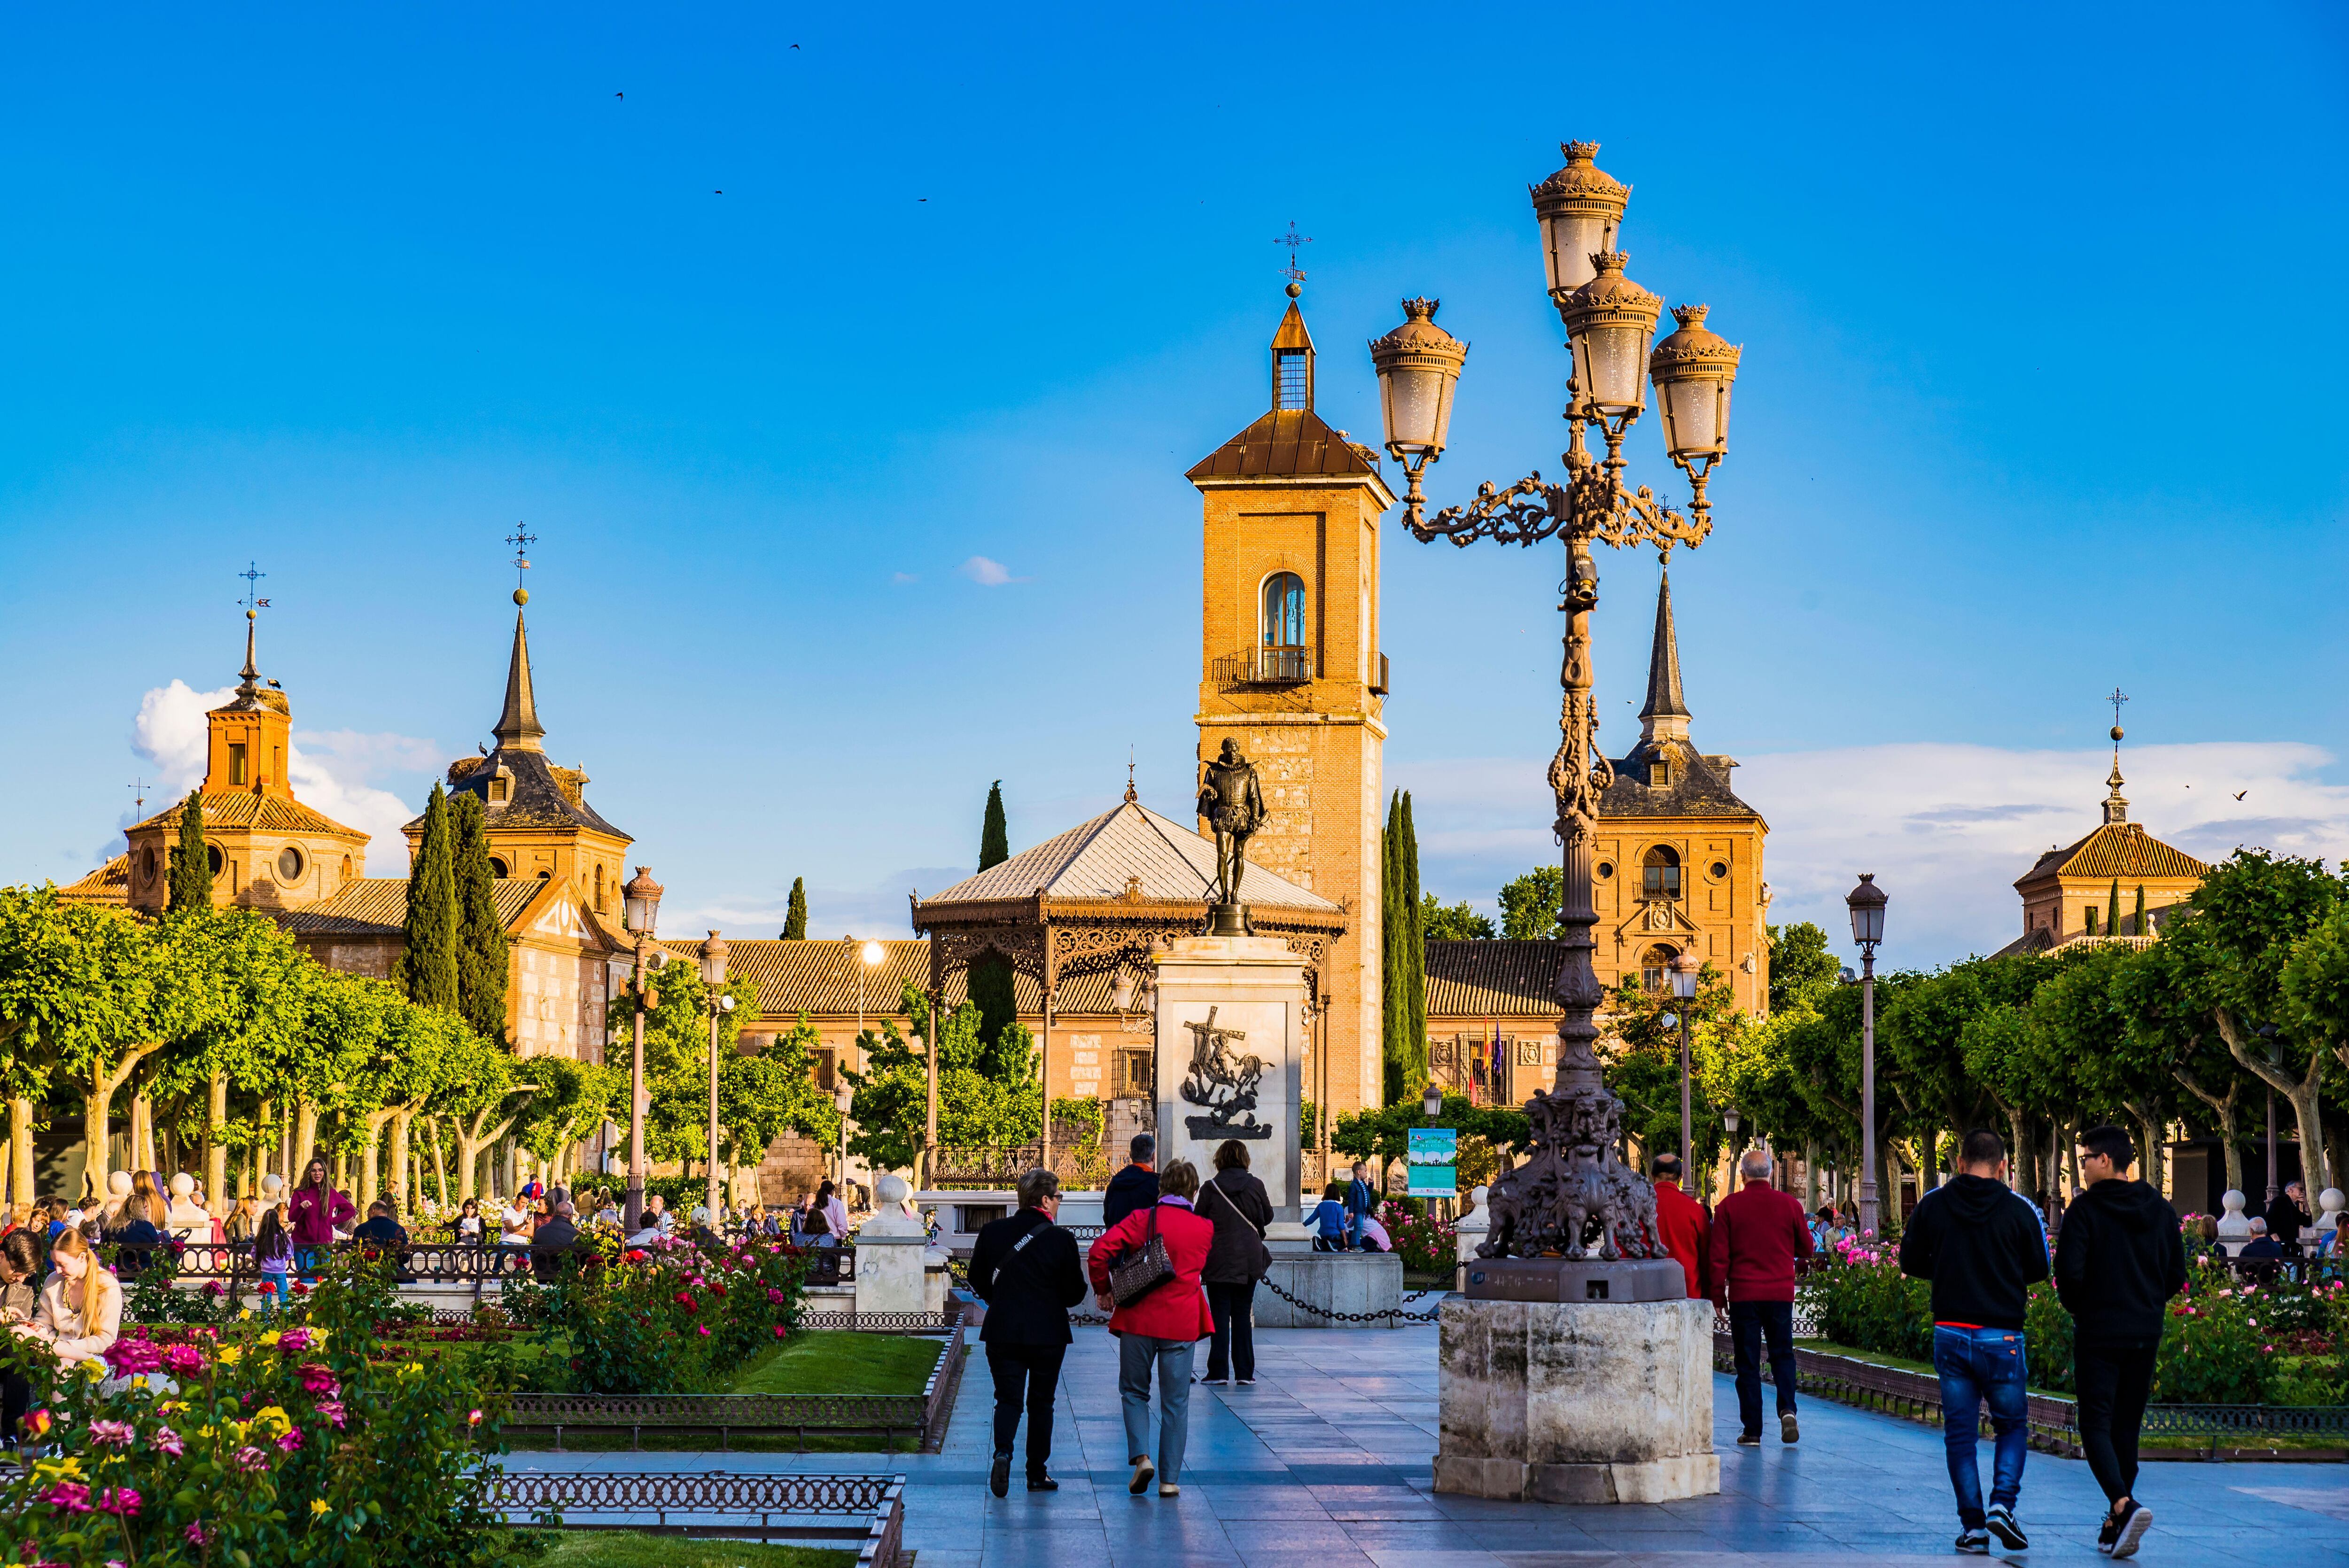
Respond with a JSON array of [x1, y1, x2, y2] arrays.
[[1642, 845, 1682, 900], [1275, 349, 1310, 410], [1261, 572, 1307, 648], [1641, 945, 1677, 993], [228, 743, 248, 786], [489, 775, 510, 803], [277, 846, 305, 883], [206, 845, 225, 875], [595, 863, 606, 912]]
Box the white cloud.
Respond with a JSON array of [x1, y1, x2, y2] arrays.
[[890, 571, 918, 585], [1402, 741, 2349, 972], [130, 681, 434, 875], [956, 555, 1029, 586]]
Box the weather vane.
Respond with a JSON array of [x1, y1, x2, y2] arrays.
[[237, 561, 270, 613], [1275, 221, 1312, 284], [506, 524, 538, 602], [129, 777, 148, 816], [2108, 686, 2129, 731]]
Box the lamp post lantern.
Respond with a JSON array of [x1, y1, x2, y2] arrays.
[[1423, 1081, 1444, 1121], [1373, 140, 1739, 1265], [620, 865, 664, 1234], [700, 931, 731, 1226], [1845, 872, 1888, 1237], [834, 1079, 854, 1191], [1668, 951, 1700, 1185]]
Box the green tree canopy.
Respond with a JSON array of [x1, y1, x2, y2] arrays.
[[1498, 865, 1564, 941], [397, 782, 459, 1012], [1766, 921, 1839, 1015], [168, 792, 211, 912], [781, 877, 809, 940], [449, 794, 510, 1042], [1422, 894, 1495, 941]]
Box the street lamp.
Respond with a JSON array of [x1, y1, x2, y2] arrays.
[[620, 865, 664, 1234], [834, 1079, 854, 1193], [1423, 1081, 1444, 1121], [700, 931, 732, 1226], [1846, 872, 1888, 1237], [1369, 140, 1738, 1261], [1668, 951, 1699, 1182]]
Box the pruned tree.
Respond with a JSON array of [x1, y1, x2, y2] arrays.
[[168, 792, 211, 912]]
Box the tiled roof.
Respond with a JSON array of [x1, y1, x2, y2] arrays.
[[59, 855, 132, 906], [130, 792, 366, 840], [1987, 926, 2057, 961], [1425, 940, 1565, 1018], [272, 877, 545, 939], [1599, 740, 1761, 822], [682, 939, 1122, 1022], [919, 801, 1340, 914], [2014, 822, 2208, 890], [421, 747, 630, 842], [1185, 409, 1387, 483]]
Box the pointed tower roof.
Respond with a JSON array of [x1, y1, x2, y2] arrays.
[[494, 592, 545, 753], [1638, 567, 1691, 744], [1187, 289, 1392, 494]]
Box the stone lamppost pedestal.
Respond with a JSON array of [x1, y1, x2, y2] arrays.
[[1436, 1293, 1718, 1503]]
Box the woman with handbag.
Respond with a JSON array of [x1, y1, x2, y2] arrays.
[[969, 1168, 1089, 1497], [1198, 1139, 1274, 1387], [1086, 1157, 1215, 1498]]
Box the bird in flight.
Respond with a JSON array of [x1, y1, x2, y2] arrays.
[[2234, 790, 2248, 800], [615, 91, 623, 98], [714, 189, 723, 195]]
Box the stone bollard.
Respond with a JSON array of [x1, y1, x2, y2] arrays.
[[2317, 1188, 2346, 1242], [1455, 1185, 1491, 1292], [853, 1172, 931, 1318], [2215, 1190, 2252, 1257]]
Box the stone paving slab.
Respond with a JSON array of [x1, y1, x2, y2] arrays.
[[497, 1321, 2349, 1564]]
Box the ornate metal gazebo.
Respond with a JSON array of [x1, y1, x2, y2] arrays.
[[910, 787, 1346, 1176]]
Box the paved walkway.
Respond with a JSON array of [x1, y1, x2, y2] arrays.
[[504, 1320, 2349, 1566]]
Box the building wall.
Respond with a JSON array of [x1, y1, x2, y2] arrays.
[[1592, 816, 1770, 1013], [2022, 876, 2198, 942]]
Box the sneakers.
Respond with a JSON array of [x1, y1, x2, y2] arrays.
[[1985, 1503, 2027, 1550], [1158, 1482, 1181, 1497], [2108, 1499, 2152, 1559], [1955, 1526, 1990, 1553], [1128, 1457, 1155, 1495], [2097, 1508, 2122, 1555], [1027, 1472, 1059, 1492], [1236, 1376, 1255, 1385], [989, 1452, 1010, 1498], [1781, 1412, 1799, 1444], [1736, 1430, 1762, 1446]]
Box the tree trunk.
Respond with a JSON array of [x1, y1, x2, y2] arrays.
[[1802, 1139, 1820, 1208], [2217, 1009, 2332, 1193], [293, 1102, 320, 1177], [2003, 1106, 2032, 1203], [388, 1109, 412, 1214], [2174, 1064, 2243, 1195], [8, 1098, 33, 1209], [425, 1117, 449, 1208], [85, 1066, 114, 1200], [2125, 1102, 2167, 1195], [204, 1072, 229, 1211]]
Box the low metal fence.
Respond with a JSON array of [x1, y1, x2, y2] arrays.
[[505, 1322, 964, 1453], [487, 1470, 904, 1564]]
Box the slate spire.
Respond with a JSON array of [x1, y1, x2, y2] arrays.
[[1638, 567, 1692, 745], [494, 594, 545, 753]]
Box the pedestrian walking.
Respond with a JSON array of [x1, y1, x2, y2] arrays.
[[1101, 1134, 1159, 1232], [1898, 1129, 2049, 1554], [1651, 1153, 1712, 1302], [1199, 1140, 1273, 1386], [2054, 1123, 2186, 1560], [1709, 1147, 1814, 1447], [1345, 1160, 1377, 1250], [970, 1167, 1088, 1496], [1087, 1157, 1214, 1499]]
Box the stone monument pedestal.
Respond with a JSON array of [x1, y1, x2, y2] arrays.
[[1152, 934, 1305, 1219], [1434, 1295, 1718, 1504], [1255, 1239, 1403, 1328], [853, 1174, 933, 1317]]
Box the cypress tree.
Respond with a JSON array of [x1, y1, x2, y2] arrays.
[[1400, 791, 1427, 1091], [781, 877, 809, 940], [1381, 792, 1408, 1104], [968, 781, 1019, 1050], [2107, 878, 2122, 942], [397, 783, 460, 1012], [167, 791, 212, 912], [2133, 883, 2147, 937], [450, 794, 510, 1041]]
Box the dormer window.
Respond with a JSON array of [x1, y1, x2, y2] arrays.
[[488, 767, 513, 804], [1275, 349, 1310, 410], [1651, 757, 1673, 788]]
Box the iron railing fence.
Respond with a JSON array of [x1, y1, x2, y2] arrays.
[[486, 1470, 904, 1564]]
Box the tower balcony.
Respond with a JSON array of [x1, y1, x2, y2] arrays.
[[1214, 646, 1315, 687]]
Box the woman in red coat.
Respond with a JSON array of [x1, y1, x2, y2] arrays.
[[1086, 1157, 1215, 1498], [286, 1157, 355, 1280]]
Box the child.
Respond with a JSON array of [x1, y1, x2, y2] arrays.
[[255, 1204, 292, 1315], [1310, 1182, 1349, 1252]]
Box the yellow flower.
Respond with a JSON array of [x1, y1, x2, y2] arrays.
[[32, 1456, 84, 1480], [311, 1498, 331, 1516], [217, 1346, 243, 1366], [252, 1405, 291, 1437], [239, 1307, 253, 1320], [78, 1359, 107, 1380], [129, 1375, 148, 1390], [260, 1330, 282, 1347], [158, 1400, 187, 1415]]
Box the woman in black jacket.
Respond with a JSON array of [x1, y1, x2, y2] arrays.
[[969, 1167, 1088, 1497], [1198, 1139, 1274, 1386]]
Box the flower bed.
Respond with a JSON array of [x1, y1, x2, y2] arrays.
[[1804, 1242, 2349, 1405], [4, 1254, 533, 1568], [1372, 1200, 1457, 1277]]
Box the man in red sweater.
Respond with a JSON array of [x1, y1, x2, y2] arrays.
[[1650, 1153, 1712, 1303], [1708, 1147, 1814, 1447]]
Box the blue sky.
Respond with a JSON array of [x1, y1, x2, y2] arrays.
[[5, 3, 2346, 969]]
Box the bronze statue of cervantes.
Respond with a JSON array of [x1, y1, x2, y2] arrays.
[[1198, 737, 1267, 929]]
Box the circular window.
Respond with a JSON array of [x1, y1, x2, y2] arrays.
[[1709, 861, 1729, 880], [489, 857, 509, 878], [1595, 862, 1615, 881], [205, 845, 224, 875], [139, 847, 157, 882], [277, 846, 305, 882]]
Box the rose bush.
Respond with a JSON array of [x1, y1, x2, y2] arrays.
[[3, 1253, 531, 1568], [1373, 1201, 1457, 1277]]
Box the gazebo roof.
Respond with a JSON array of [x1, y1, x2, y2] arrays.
[[920, 799, 1339, 914]]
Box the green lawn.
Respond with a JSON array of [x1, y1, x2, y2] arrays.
[[726, 1331, 945, 1397], [536, 1530, 853, 1568]]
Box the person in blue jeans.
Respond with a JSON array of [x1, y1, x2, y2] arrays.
[[1899, 1129, 2051, 1555], [1343, 1162, 1376, 1250]]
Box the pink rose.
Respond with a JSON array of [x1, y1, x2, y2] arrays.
[[94, 1488, 141, 1518], [88, 1420, 135, 1448], [154, 1426, 184, 1457], [298, 1363, 340, 1396], [277, 1428, 305, 1454], [315, 1400, 347, 1429], [233, 1445, 271, 1474], [185, 1522, 216, 1548], [45, 1481, 92, 1514], [278, 1328, 311, 1352]]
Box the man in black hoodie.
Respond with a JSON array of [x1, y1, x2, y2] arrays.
[[2054, 1124, 2187, 1561], [1900, 1129, 2049, 1554], [1101, 1134, 1159, 1233]]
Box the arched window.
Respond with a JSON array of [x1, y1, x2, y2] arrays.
[[1641, 945, 1678, 993], [594, 863, 606, 912], [1642, 845, 1681, 900], [489, 857, 510, 879], [1261, 572, 1306, 649]]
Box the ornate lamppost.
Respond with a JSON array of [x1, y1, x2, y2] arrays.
[[1370, 140, 1740, 1267], [1845, 872, 1888, 1236], [620, 866, 665, 1234], [700, 931, 733, 1226], [1666, 951, 1700, 1183]]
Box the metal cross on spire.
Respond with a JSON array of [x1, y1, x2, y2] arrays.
[[237, 561, 270, 612], [129, 778, 149, 817], [506, 524, 538, 593], [2108, 686, 2129, 733], [1275, 221, 1312, 283]]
